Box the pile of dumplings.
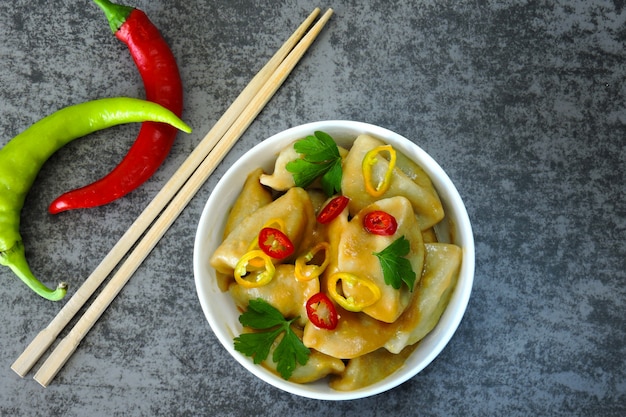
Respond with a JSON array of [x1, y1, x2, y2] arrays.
[[210, 133, 462, 390]]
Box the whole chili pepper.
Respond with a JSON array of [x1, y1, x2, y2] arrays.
[[0, 97, 191, 300], [48, 0, 184, 214]]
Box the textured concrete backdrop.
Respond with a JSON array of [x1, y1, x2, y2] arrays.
[[0, 0, 624, 416]]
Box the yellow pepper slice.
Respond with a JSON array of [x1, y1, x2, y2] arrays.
[[362, 145, 397, 197], [327, 272, 382, 312], [294, 242, 331, 282], [234, 250, 276, 288]]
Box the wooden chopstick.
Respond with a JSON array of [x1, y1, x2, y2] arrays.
[[28, 8, 333, 387], [11, 7, 320, 379], [11, 7, 330, 380]]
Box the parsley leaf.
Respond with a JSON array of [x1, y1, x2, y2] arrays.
[[238, 297, 286, 328], [373, 236, 417, 291], [293, 130, 339, 162], [322, 158, 343, 197], [234, 328, 283, 365], [285, 131, 343, 196], [286, 158, 330, 188], [234, 298, 310, 380], [273, 327, 310, 379]]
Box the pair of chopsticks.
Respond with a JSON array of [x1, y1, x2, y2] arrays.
[[11, 7, 333, 387]]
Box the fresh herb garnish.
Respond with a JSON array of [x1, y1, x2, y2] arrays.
[[373, 236, 417, 291], [234, 298, 310, 380], [285, 131, 342, 196]]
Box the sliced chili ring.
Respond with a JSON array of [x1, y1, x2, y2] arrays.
[[295, 242, 331, 281], [316, 195, 349, 224], [306, 292, 338, 330], [362, 145, 397, 197], [258, 227, 295, 259], [247, 218, 287, 253], [363, 210, 398, 236], [234, 250, 276, 288], [327, 272, 382, 312]]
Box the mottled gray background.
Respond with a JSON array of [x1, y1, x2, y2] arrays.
[[0, 0, 624, 416]]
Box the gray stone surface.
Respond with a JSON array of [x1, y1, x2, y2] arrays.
[[0, 0, 624, 415]]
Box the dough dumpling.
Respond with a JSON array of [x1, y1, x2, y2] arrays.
[[229, 265, 319, 327], [329, 344, 418, 391], [260, 141, 349, 192], [260, 329, 345, 383], [210, 187, 315, 276], [336, 196, 425, 323], [303, 242, 461, 359], [384, 242, 462, 353], [303, 306, 394, 359], [341, 134, 444, 230], [260, 143, 299, 191], [223, 168, 273, 239]]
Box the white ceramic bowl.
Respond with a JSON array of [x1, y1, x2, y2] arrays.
[[193, 121, 474, 400]]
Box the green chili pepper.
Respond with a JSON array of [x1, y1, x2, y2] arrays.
[[0, 97, 192, 300]]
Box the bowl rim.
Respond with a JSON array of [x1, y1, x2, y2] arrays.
[[193, 120, 475, 401]]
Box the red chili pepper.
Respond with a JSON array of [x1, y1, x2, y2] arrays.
[[258, 227, 295, 259], [48, 0, 184, 213], [363, 210, 398, 236], [316, 195, 349, 224], [306, 293, 338, 330]]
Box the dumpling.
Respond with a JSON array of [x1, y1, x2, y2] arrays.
[[302, 305, 395, 359], [229, 264, 319, 327], [259, 328, 345, 383], [313, 196, 350, 277], [421, 227, 438, 243], [210, 187, 316, 277], [303, 242, 461, 359], [307, 189, 329, 214], [260, 143, 299, 191], [260, 141, 349, 192], [335, 196, 425, 323], [341, 134, 444, 230], [223, 168, 273, 239], [276, 349, 345, 384], [383, 242, 462, 353], [329, 344, 418, 391], [214, 169, 275, 290]]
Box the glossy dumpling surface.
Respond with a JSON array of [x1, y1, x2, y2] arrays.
[[329, 344, 418, 391], [384, 242, 462, 353], [260, 328, 345, 383], [336, 196, 425, 323], [341, 134, 444, 230], [303, 242, 461, 359], [223, 167, 273, 239], [259, 142, 299, 191], [229, 264, 320, 327], [209, 187, 315, 277]]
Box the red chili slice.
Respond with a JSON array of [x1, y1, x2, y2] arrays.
[[316, 195, 349, 224], [363, 210, 398, 236], [306, 293, 338, 330], [257, 227, 295, 259]]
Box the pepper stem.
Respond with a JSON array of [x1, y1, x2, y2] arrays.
[[0, 241, 67, 301], [92, 0, 134, 33]]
